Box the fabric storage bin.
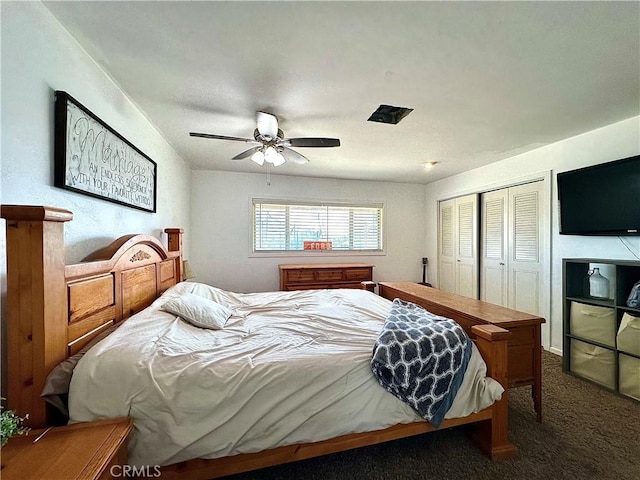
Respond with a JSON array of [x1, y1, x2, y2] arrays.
[[619, 354, 640, 401], [569, 301, 616, 347], [617, 312, 640, 356], [570, 339, 616, 389]]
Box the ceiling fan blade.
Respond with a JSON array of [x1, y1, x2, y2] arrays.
[[284, 137, 341, 148], [190, 132, 260, 144], [232, 146, 262, 160], [256, 112, 279, 139], [281, 147, 310, 165]]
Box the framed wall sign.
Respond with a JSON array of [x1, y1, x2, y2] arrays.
[[54, 91, 157, 213]]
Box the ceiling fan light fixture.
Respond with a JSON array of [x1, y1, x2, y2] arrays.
[[251, 150, 265, 166], [257, 111, 279, 139], [273, 153, 286, 167], [264, 146, 278, 164]]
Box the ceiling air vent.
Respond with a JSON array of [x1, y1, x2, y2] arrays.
[[367, 104, 413, 125]]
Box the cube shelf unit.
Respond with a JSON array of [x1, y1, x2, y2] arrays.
[[562, 258, 640, 402]]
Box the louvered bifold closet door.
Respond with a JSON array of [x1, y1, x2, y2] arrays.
[[481, 189, 508, 306], [455, 194, 479, 298], [438, 198, 456, 293], [508, 181, 544, 315]]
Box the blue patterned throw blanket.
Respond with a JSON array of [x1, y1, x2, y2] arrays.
[[371, 298, 472, 428]]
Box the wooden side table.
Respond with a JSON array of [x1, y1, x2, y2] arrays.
[[1, 417, 132, 480]]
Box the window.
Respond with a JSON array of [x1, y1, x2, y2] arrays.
[[253, 199, 383, 253]]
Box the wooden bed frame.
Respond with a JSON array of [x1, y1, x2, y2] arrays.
[[2, 205, 518, 479]]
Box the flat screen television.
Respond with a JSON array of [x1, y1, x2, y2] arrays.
[[557, 155, 640, 236]]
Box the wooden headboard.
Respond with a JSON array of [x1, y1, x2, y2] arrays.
[[1, 205, 183, 427]]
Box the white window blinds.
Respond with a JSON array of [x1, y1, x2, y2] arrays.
[[253, 199, 383, 252]]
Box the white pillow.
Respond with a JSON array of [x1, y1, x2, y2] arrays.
[[162, 293, 232, 329]]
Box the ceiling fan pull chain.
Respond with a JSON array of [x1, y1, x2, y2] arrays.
[[266, 163, 271, 186]]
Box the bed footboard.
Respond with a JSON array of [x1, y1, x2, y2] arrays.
[[470, 324, 518, 459], [376, 281, 545, 422], [369, 280, 518, 460]]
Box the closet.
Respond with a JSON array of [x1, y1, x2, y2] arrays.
[[438, 194, 478, 299], [481, 181, 544, 315], [438, 181, 545, 317]]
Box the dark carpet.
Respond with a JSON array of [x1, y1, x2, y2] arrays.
[[225, 352, 640, 480]]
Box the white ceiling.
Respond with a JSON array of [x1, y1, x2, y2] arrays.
[[43, 1, 640, 184]]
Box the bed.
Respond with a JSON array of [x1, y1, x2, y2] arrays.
[[2, 205, 518, 479]]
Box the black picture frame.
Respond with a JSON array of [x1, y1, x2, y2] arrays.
[[54, 91, 157, 213]]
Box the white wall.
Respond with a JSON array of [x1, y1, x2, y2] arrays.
[[1, 2, 191, 390], [1, 2, 191, 262], [424, 116, 640, 354], [190, 171, 427, 293]]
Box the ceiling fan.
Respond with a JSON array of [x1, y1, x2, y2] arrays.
[[190, 112, 340, 167]]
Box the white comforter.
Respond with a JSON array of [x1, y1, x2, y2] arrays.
[[69, 282, 503, 466]]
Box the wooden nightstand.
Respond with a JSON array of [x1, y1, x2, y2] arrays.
[[1, 417, 132, 480]]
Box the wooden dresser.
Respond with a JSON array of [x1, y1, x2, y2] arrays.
[[279, 263, 374, 291], [378, 281, 545, 422], [0, 418, 132, 479]]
